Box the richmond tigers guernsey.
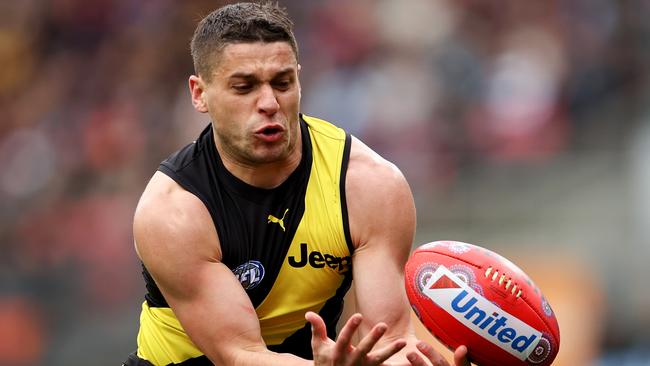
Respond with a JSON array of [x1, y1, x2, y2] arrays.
[[127, 115, 354, 365]]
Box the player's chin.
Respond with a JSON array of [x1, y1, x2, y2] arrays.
[[250, 144, 291, 164]]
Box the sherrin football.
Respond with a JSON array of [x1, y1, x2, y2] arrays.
[[405, 241, 560, 366]]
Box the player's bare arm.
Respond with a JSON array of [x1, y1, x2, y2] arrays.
[[133, 172, 310, 366], [345, 137, 470, 366]]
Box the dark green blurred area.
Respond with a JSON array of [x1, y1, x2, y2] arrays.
[[1, 1, 650, 365]]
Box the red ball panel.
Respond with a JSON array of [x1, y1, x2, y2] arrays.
[[405, 241, 560, 366]]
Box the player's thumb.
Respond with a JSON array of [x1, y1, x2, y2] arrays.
[[305, 311, 328, 342], [454, 345, 471, 366]]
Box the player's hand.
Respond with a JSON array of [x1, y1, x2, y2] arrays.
[[404, 342, 470, 366], [306, 311, 408, 365]]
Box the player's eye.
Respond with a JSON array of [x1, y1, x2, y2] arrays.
[[273, 80, 291, 91], [232, 83, 253, 93]]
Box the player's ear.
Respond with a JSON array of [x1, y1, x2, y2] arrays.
[[189, 75, 208, 113]]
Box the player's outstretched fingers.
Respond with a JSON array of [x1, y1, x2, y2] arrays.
[[406, 351, 427, 366], [365, 338, 407, 365], [354, 322, 387, 356], [453, 345, 471, 366], [334, 313, 363, 355], [415, 341, 450, 366]]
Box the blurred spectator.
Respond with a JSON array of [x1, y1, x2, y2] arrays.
[[0, 296, 46, 366]]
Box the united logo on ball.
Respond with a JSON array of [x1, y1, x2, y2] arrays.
[[405, 241, 560, 366]]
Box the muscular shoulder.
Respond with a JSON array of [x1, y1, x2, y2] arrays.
[[134, 172, 221, 294], [346, 137, 408, 193], [345, 137, 416, 250]]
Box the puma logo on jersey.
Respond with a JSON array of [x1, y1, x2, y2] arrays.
[[288, 243, 351, 273], [268, 208, 289, 231]]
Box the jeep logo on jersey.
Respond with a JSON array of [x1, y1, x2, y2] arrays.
[[233, 260, 265, 290], [288, 243, 350, 273], [422, 265, 542, 361]]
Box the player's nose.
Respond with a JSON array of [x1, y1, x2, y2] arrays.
[[257, 84, 280, 115]]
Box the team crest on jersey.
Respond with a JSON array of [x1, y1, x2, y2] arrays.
[[233, 260, 265, 290]]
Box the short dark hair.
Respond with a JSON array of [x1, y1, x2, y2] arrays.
[[190, 2, 298, 81]]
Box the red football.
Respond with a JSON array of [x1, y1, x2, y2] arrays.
[[405, 241, 560, 366]]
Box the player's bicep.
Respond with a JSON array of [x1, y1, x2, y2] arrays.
[[345, 138, 416, 258]]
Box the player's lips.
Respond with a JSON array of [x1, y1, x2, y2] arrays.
[[254, 123, 285, 142]]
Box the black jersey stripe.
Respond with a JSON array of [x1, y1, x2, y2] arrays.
[[339, 133, 354, 255]]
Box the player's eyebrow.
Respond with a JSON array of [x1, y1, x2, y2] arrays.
[[228, 67, 296, 80], [228, 72, 257, 81], [272, 67, 296, 78]]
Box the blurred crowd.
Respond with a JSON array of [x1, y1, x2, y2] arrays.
[[1, 0, 650, 365]]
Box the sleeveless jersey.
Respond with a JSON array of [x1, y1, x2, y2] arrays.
[[132, 115, 354, 365]]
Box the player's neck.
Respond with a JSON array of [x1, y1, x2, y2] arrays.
[[217, 137, 302, 190]]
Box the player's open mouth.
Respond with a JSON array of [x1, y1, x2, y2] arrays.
[[260, 126, 282, 135], [255, 124, 285, 142]]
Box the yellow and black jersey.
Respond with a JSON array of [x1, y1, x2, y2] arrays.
[[126, 115, 354, 365]]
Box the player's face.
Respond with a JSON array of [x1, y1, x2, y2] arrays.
[[193, 42, 301, 166]]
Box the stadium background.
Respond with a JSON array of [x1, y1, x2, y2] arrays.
[[1, 0, 649, 365]]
